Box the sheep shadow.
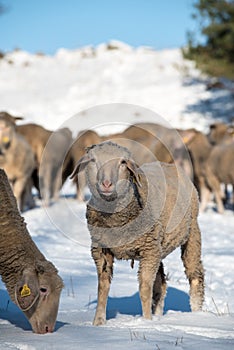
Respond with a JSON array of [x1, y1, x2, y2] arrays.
[[182, 77, 234, 122], [0, 289, 66, 332], [89, 287, 191, 320]]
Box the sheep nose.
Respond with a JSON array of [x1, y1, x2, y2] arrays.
[[44, 325, 53, 333], [102, 179, 112, 188]]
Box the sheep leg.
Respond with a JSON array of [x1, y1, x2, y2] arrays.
[[52, 170, 62, 202], [152, 262, 167, 315], [199, 184, 211, 212], [138, 255, 160, 319], [77, 171, 86, 201], [92, 247, 114, 326], [12, 177, 27, 211], [205, 169, 224, 213], [181, 219, 204, 312]]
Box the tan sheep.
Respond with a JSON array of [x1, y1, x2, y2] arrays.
[[0, 168, 64, 333], [201, 142, 234, 213], [0, 112, 36, 211], [71, 141, 204, 325], [180, 127, 234, 213], [17, 122, 52, 166], [208, 122, 234, 145], [39, 127, 73, 206]]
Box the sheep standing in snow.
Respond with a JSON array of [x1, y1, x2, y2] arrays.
[[0, 168, 64, 333], [0, 112, 36, 211], [39, 127, 73, 206], [71, 141, 204, 325]]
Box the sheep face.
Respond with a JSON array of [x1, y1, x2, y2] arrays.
[[71, 142, 142, 206], [15, 263, 63, 334], [0, 120, 14, 155], [92, 157, 134, 201]]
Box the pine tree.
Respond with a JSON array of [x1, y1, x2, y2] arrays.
[[183, 0, 234, 78]]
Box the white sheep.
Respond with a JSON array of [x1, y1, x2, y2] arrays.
[[71, 141, 204, 326], [0, 168, 64, 333]]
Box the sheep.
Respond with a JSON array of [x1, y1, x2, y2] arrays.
[[200, 142, 234, 213], [39, 127, 73, 206], [71, 141, 204, 325], [178, 128, 212, 199], [17, 123, 52, 166], [180, 127, 234, 213], [17, 122, 53, 195], [0, 112, 36, 211], [0, 168, 64, 333], [207, 123, 234, 208], [208, 122, 234, 145]]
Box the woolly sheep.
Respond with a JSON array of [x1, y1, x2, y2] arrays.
[[71, 141, 204, 325], [0, 168, 64, 333], [0, 112, 36, 211]]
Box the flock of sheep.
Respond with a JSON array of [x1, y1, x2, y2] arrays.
[[0, 109, 233, 333], [0, 111, 233, 213]]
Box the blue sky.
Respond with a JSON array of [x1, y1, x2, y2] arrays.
[[0, 0, 198, 54]]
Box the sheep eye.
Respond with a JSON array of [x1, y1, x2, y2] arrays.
[[120, 159, 127, 166], [40, 287, 47, 294]]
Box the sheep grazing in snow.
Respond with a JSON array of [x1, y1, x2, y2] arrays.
[[71, 141, 204, 325], [0, 168, 64, 333], [0, 111, 36, 211]]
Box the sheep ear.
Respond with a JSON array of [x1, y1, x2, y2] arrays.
[[180, 129, 197, 145], [227, 126, 234, 137], [13, 116, 24, 122], [126, 159, 142, 187], [15, 269, 40, 311], [70, 154, 91, 179], [35, 260, 58, 274], [0, 112, 23, 124]]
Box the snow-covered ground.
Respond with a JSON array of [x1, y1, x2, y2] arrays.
[[0, 42, 234, 349]]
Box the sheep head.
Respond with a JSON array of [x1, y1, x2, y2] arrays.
[[15, 261, 64, 334], [0, 112, 23, 155], [70, 141, 142, 204]]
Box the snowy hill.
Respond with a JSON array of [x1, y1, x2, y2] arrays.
[[0, 42, 234, 349], [1, 40, 233, 131]]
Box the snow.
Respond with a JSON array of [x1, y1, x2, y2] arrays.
[[0, 42, 234, 349]]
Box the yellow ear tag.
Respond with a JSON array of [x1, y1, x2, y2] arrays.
[[2, 136, 10, 143], [21, 284, 31, 297], [182, 136, 190, 144]]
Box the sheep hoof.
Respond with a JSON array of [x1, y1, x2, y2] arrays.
[[93, 317, 106, 326]]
